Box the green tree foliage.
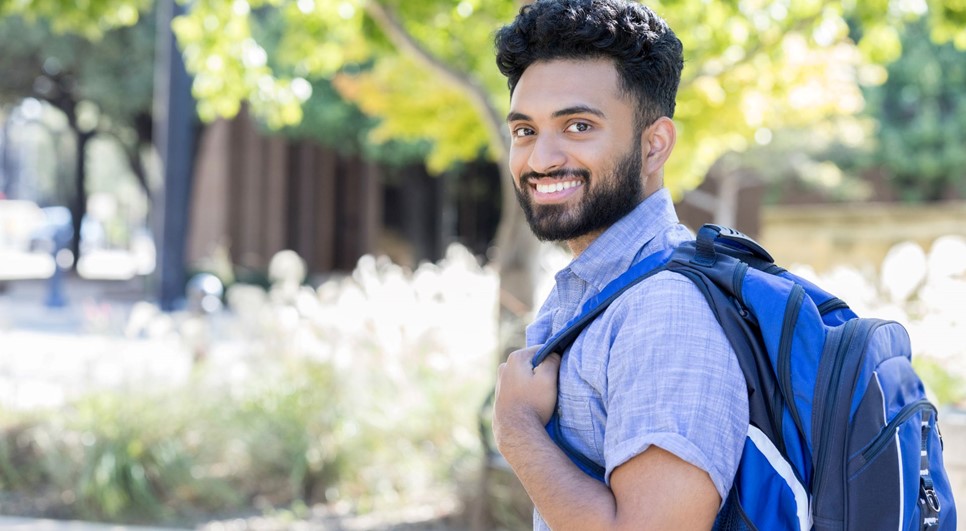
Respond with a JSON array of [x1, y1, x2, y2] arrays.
[[278, 76, 431, 166], [864, 20, 966, 201], [0, 16, 154, 136], [0, 0, 151, 38], [239, 9, 431, 166], [9, 0, 966, 196], [166, 0, 966, 192], [8, 0, 966, 311]]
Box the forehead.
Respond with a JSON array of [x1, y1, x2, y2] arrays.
[[509, 58, 628, 118]]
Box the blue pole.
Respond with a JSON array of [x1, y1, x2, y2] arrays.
[[44, 221, 71, 308], [154, 0, 197, 311]]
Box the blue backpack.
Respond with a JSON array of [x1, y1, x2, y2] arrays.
[[531, 224, 957, 530]]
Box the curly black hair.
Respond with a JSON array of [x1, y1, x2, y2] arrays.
[[494, 0, 683, 129]]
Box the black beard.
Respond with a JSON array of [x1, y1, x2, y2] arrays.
[[514, 144, 644, 242]]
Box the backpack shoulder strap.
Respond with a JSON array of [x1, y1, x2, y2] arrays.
[[529, 247, 676, 368], [531, 224, 774, 369], [531, 226, 776, 485], [528, 246, 676, 482]]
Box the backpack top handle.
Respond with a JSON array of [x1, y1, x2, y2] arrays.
[[693, 224, 774, 266]]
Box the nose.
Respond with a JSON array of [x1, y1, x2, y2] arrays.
[[527, 133, 566, 175]]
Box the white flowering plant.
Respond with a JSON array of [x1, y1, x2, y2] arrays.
[[789, 235, 966, 407], [0, 243, 501, 523]]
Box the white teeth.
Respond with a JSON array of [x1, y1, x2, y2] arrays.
[[535, 180, 581, 194]]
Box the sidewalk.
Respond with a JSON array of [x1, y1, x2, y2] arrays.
[[0, 276, 149, 334], [0, 517, 186, 530], [0, 276, 196, 413]]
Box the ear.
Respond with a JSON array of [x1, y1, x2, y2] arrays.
[[641, 116, 677, 176]]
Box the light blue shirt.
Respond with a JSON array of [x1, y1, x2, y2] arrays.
[[526, 189, 748, 529]]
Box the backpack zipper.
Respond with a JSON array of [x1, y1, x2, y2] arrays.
[[812, 319, 859, 496], [732, 261, 748, 303], [777, 284, 807, 450], [816, 298, 849, 315], [860, 398, 935, 463]]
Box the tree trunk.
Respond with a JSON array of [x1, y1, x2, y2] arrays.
[[492, 162, 541, 352], [129, 112, 154, 199], [70, 130, 94, 270]]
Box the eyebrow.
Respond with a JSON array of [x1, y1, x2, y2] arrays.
[[505, 105, 607, 123]]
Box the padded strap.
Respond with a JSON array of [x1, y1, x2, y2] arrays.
[[530, 247, 675, 368], [529, 248, 674, 484]]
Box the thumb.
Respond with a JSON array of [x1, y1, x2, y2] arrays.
[[534, 351, 561, 374]]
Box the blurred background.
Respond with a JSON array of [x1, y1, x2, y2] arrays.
[[0, 0, 964, 529]]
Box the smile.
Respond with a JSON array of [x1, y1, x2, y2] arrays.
[[534, 180, 583, 194]]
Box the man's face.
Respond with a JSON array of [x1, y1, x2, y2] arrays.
[[506, 58, 645, 243]]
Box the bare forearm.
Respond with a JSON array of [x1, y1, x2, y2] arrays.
[[499, 420, 620, 531], [493, 350, 721, 530]]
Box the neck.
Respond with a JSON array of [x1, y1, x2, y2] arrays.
[[644, 172, 664, 198], [566, 228, 606, 257], [564, 185, 664, 257]]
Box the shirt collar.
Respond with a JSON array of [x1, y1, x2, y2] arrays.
[[565, 188, 680, 292]]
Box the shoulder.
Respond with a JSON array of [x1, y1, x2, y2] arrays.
[[599, 269, 737, 384], [597, 270, 748, 499], [607, 270, 716, 335]]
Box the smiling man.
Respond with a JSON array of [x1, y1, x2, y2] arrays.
[[491, 1, 749, 529]]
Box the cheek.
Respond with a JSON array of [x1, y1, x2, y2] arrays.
[[564, 143, 602, 170], [508, 149, 529, 182]]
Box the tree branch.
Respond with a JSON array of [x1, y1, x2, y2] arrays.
[[362, 0, 509, 160]]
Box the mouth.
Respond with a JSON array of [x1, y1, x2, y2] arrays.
[[534, 179, 582, 193], [528, 178, 584, 204]]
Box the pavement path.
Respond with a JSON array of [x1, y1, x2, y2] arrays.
[[0, 517, 187, 530]]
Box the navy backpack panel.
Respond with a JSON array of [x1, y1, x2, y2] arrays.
[[532, 224, 957, 530]]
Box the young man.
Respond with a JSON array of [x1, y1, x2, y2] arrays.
[[491, 1, 749, 529]]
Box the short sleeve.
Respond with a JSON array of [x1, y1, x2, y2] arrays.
[[526, 288, 558, 348], [601, 271, 748, 502]]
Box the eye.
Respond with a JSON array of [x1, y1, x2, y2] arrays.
[[565, 121, 592, 133], [512, 126, 535, 138]]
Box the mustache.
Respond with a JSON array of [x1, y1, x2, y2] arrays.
[[521, 168, 590, 183]]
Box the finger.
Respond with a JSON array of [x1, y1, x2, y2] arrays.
[[507, 345, 541, 363], [505, 345, 541, 371], [504, 352, 533, 376], [532, 355, 561, 384]]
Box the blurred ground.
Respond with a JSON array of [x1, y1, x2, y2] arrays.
[[0, 275, 963, 529], [0, 277, 192, 412]]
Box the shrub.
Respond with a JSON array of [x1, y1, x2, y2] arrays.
[[0, 244, 499, 524]]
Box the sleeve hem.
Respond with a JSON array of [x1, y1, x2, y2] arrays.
[[605, 432, 733, 507]]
